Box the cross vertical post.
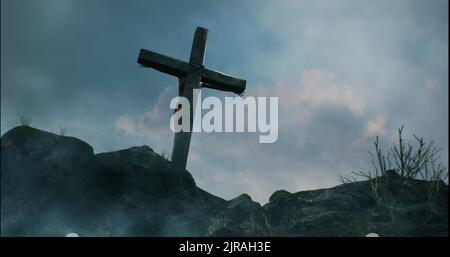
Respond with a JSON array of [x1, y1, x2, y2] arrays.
[[170, 27, 207, 172], [137, 27, 246, 173]]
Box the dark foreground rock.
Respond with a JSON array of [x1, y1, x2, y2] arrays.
[[1, 126, 448, 236]]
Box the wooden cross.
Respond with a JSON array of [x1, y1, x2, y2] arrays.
[[137, 26, 246, 172]]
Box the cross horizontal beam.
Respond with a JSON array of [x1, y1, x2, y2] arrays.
[[137, 49, 246, 95], [200, 68, 246, 95], [137, 49, 191, 77]]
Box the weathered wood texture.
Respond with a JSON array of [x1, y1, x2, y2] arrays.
[[137, 26, 247, 172]]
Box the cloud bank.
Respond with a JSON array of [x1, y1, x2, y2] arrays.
[[2, 0, 447, 203]]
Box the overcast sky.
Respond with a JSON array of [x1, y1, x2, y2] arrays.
[[2, 0, 448, 203]]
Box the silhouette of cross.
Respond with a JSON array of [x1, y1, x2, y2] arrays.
[[137, 26, 246, 172]]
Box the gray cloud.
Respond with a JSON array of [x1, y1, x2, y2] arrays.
[[2, 0, 447, 203]]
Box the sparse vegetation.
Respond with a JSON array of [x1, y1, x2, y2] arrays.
[[340, 126, 448, 205], [20, 116, 32, 127], [58, 125, 67, 136], [161, 150, 170, 161]]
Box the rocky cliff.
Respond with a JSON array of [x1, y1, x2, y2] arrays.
[[1, 126, 448, 236]]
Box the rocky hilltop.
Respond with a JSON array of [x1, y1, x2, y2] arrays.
[[1, 126, 448, 236]]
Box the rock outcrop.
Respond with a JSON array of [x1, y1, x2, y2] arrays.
[[1, 126, 448, 236]]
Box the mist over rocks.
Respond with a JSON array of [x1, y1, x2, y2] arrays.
[[1, 126, 221, 236], [1, 126, 448, 236]]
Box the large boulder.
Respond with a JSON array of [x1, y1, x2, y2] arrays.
[[1, 126, 224, 236], [1, 126, 448, 236]]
